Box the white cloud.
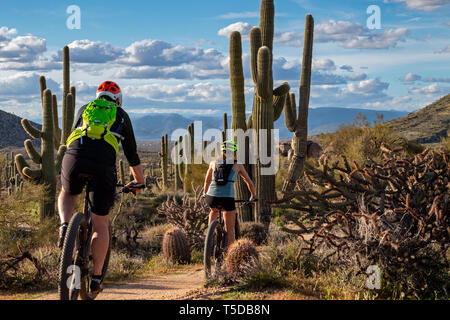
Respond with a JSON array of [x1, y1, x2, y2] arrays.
[[386, 0, 450, 11], [340, 65, 354, 72], [0, 26, 18, 41], [54, 40, 124, 63], [312, 58, 336, 71], [408, 83, 450, 95], [0, 72, 58, 96], [346, 73, 368, 81], [217, 22, 253, 39], [275, 20, 408, 49], [345, 78, 390, 95], [402, 72, 422, 83], [0, 35, 46, 62]]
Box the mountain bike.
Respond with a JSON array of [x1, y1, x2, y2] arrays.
[[203, 199, 256, 280], [58, 175, 144, 300]]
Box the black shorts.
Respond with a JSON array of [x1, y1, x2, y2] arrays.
[[61, 152, 117, 216], [205, 195, 236, 211]]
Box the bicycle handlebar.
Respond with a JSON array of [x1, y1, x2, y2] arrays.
[[116, 182, 146, 194]]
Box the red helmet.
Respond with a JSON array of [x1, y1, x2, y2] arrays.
[[96, 81, 122, 107]]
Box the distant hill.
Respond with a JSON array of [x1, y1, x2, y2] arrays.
[[0, 110, 41, 149], [131, 108, 408, 140], [387, 94, 450, 144], [0, 106, 411, 147]]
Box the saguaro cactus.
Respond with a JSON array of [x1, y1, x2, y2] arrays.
[[229, 1, 290, 224], [15, 89, 66, 219], [178, 123, 195, 194], [160, 134, 169, 189], [174, 137, 183, 191], [282, 14, 314, 194], [118, 159, 127, 185], [61, 46, 76, 145], [250, 0, 290, 225]]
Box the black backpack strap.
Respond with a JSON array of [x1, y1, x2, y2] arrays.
[[110, 107, 125, 140]]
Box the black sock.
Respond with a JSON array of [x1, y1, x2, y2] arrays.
[[92, 275, 102, 282]]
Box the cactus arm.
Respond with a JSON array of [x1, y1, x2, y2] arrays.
[[230, 31, 247, 133], [273, 94, 286, 122], [284, 93, 297, 132], [246, 114, 253, 129], [256, 46, 271, 99], [15, 154, 31, 180], [39, 76, 47, 104], [250, 27, 262, 85], [55, 145, 67, 173], [52, 94, 61, 149], [24, 140, 42, 164], [23, 167, 42, 180], [21, 119, 42, 139]]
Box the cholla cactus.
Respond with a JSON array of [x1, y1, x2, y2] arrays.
[[157, 185, 209, 250], [162, 227, 191, 264]]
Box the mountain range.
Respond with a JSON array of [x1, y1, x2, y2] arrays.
[[2, 94, 449, 148]]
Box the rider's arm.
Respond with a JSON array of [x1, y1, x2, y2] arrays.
[[203, 162, 214, 195], [236, 164, 256, 197], [120, 110, 141, 167], [119, 110, 144, 186], [130, 164, 145, 184]]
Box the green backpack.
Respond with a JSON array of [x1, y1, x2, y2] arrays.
[[66, 99, 119, 154]]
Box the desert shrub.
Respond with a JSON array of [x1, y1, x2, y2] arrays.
[[139, 223, 173, 254], [239, 222, 267, 245], [0, 183, 61, 291], [106, 251, 144, 282], [319, 114, 421, 166], [111, 191, 177, 256]]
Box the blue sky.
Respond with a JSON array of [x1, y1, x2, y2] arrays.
[[0, 0, 448, 120]]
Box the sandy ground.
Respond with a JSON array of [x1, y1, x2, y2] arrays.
[[34, 267, 205, 300]]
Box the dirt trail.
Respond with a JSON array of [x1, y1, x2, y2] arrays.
[[35, 267, 205, 300]]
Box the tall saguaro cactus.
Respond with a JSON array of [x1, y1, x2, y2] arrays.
[[61, 46, 76, 145], [282, 14, 314, 194], [160, 134, 169, 189], [177, 123, 195, 194], [15, 89, 66, 219], [229, 0, 290, 225]]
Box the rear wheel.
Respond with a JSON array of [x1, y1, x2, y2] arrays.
[[58, 212, 85, 300], [204, 220, 223, 280], [79, 224, 112, 300]]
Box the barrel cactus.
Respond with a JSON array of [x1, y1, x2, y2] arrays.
[[225, 238, 259, 275], [162, 227, 191, 264]]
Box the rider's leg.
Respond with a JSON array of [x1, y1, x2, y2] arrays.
[[208, 208, 219, 225], [91, 213, 109, 276], [223, 210, 237, 249], [57, 189, 78, 223]]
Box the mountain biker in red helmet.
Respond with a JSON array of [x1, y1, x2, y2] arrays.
[[58, 81, 144, 294]]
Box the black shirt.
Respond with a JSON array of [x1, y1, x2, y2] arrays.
[[67, 104, 141, 167]]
